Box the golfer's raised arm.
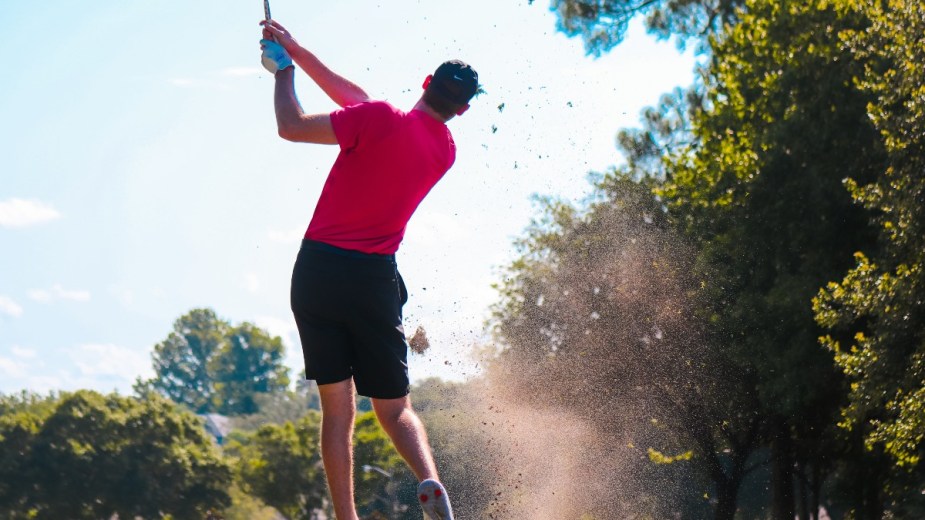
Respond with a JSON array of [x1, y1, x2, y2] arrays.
[[272, 67, 337, 144], [261, 20, 369, 108]]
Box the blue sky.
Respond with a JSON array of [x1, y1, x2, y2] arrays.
[[0, 1, 697, 394]]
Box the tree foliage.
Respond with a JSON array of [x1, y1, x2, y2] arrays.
[[218, 484, 281, 520], [650, 0, 902, 516], [550, 0, 741, 55], [213, 322, 291, 415], [140, 308, 290, 415], [0, 390, 231, 519], [812, 0, 925, 503], [144, 308, 227, 413], [230, 380, 321, 432], [660, 0, 880, 418], [232, 412, 328, 520]]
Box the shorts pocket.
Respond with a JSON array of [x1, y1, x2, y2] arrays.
[[397, 271, 408, 306]]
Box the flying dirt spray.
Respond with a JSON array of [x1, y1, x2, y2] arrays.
[[420, 182, 729, 519]]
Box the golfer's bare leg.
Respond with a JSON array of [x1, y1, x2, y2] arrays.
[[371, 396, 439, 481], [318, 379, 360, 520]]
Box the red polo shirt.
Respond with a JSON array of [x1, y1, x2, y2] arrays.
[[304, 101, 456, 254]]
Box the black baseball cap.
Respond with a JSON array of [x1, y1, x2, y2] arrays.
[[429, 60, 479, 105]]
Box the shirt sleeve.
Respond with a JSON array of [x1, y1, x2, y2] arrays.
[[330, 101, 398, 153]]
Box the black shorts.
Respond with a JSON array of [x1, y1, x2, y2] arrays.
[[290, 239, 410, 399]]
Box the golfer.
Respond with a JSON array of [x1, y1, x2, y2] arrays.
[[260, 19, 478, 520]]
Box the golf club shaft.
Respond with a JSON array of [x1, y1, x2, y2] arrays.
[[264, 0, 271, 20]]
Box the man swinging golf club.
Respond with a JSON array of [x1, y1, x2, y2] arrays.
[[260, 17, 478, 520]]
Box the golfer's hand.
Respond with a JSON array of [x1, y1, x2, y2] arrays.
[[260, 39, 293, 74], [260, 20, 299, 54]]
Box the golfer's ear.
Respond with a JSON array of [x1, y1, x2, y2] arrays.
[[422, 75, 433, 90], [456, 104, 470, 116]]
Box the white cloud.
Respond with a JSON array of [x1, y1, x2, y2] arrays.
[[0, 295, 23, 317], [0, 354, 61, 394], [70, 344, 152, 381], [0, 343, 151, 393], [268, 226, 304, 244], [0, 198, 60, 228], [11, 346, 36, 359], [28, 284, 91, 303], [0, 356, 26, 377]]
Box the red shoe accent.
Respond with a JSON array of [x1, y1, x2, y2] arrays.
[[420, 494, 429, 502], [435, 489, 442, 497]]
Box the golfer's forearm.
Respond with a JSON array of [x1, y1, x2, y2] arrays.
[[289, 46, 369, 108], [274, 67, 303, 134]]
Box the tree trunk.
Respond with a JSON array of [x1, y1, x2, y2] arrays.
[[770, 420, 795, 520], [849, 431, 886, 520], [711, 442, 753, 520], [796, 460, 810, 520], [714, 478, 738, 520], [861, 466, 884, 520], [810, 461, 821, 520]]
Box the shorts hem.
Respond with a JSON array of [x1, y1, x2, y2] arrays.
[[356, 385, 411, 400], [311, 374, 353, 387]]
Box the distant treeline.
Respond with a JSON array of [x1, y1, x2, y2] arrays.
[[0, 310, 421, 519]]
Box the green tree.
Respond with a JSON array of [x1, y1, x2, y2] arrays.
[[220, 484, 281, 520], [139, 308, 291, 415], [654, 0, 891, 516], [142, 308, 229, 413], [550, 0, 741, 55], [0, 392, 57, 518], [213, 322, 290, 415], [813, 0, 925, 515], [0, 390, 231, 519], [626, 3, 876, 518], [230, 380, 321, 432], [233, 412, 328, 520]]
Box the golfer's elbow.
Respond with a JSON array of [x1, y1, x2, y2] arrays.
[[277, 122, 299, 142], [276, 113, 336, 144], [275, 114, 304, 141]]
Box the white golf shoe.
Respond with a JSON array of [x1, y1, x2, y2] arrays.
[[417, 479, 454, 520]]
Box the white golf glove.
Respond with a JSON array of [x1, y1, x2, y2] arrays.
[[260, 39, 293, 74]]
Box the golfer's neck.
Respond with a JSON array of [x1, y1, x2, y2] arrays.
[[412, 99, 452, 123]]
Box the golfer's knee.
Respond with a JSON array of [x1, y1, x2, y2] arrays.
[[371, 397, 413, 427]]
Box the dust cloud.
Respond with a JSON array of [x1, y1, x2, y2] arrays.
[[441, 382, 641, 519], [421, 183, 721, 519]]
